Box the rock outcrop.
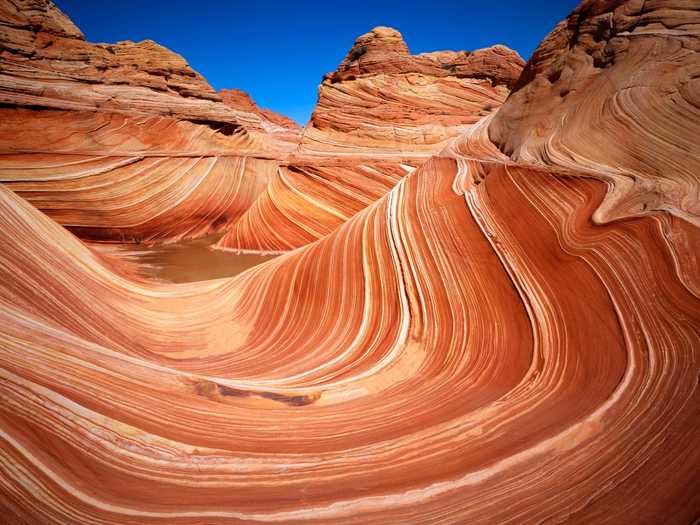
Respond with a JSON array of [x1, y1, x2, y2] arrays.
[[329, 26, 522, 86], [299, 26, 525, 155], [0, 0, 296, 154], [0, 153, 278, 243], [0, 3, 524, 247], [215, 159, 415, 252], [219, 88, 301, 130], [0, 0, 294, 242], [215, 26, 525, 251], [0, 2, 699, 523], [488, 0, 700, 224]]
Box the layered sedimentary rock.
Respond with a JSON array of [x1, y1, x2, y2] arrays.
[[0, 0, 291, 153], [488, 0, 700, 224], [0, 0, 294, 243], [217, 160, 415, 252], [216, 27, 524, 251], [219, 88, 302, 131], [1, 0, 699, 523], [1, 115, 698, 524], [0, 154, 277, 242], [299, 26, 524, 155], [0, 2, 522, 248]]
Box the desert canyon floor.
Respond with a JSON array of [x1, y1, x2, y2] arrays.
[[0, 0, 699, 523]]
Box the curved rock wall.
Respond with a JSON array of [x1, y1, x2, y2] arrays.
[[489, 0, 700, 224], [0, 1, 698, 522], [0, 3, 523, 248]]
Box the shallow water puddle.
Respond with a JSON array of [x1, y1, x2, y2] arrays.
[[90, 236, 278, 283]]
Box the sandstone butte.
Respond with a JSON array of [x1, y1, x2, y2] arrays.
[[0, 0, 698, 523]]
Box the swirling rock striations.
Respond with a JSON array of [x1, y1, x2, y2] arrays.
[[216, 27, 524, 251], [0, 0, 291, 243], [488, 0, 700, 224], [215, 160, 415, 252], [0, 3, 522, 248], [0, 154, 278, 243], [299, 26, 524, 155], [0, 1, 699, 523]]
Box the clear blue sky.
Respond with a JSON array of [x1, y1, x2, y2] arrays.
[[56, 1, 580, 125]]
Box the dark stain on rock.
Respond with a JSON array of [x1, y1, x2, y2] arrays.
[[190, 378, 316, 406], [186, 119, 241, 136], [259, 391, 315, 406], [218, 385, 253, 398]]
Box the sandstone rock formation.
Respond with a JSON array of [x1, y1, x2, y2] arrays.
[[215, 26, 524, 252], [0, 0, 292, 242], [0, 0, 287, 153], [219, 88, 301, 130], [300, 26, 525, 155], [488, 0, 700, 224], [0, 0, 699, 523], [0, 2, 524, 247], [215, 160, 414, 252], [0, 154, 279, 243]]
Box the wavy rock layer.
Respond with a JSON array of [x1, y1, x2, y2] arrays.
[[300, 27, 524, 155], [488, 0, 700, 224], [0, 0, 699, 523], [217, 28, 524, 251], [217, 160, 415, 252], [0, 3, 523, 248], [0, 0, 300, 244], [0, 130, 698, 524], [0, 153, 276, 243]]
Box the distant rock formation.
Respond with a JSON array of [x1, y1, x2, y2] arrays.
[[216, 26, 526, 252], [219, 88, 301, 130], [330, 26, 522, 86], [0, 3, 525, 246], [0, 0, 291, 242], [300, 26, 524, 155], [0, 0, 295, 154], [217, 27, 524, 252]]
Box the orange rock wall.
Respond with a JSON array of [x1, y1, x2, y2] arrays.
[[0, 1, 698, 522]]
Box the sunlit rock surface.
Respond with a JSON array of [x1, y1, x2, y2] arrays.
[[0, 0, 699, 524], [219, 88, 302, 132], [0, 2, 523, 249], [488, 0, 700, 225], [215, 26, 524, 252], [0, 0, 285, 152], [0, 0, 297, 243], [299, 26, 525, 155], [0, 154, 278, 243]]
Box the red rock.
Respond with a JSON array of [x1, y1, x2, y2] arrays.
[[0, 0, 295, 242], [0, 2, 524, 248], [488, 0, 700, 223], [0, 0, 699, 523], [300, 26, 524, 155], [217, 27, 525, 251], [219, 88, 301, 130], [0, 0, 295, 155], [329, 26, 522, 87], [1, 0, 83, 39]]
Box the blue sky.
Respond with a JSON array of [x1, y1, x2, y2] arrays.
[[56, 1, 580, 125]]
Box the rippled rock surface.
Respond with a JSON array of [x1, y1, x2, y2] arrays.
[[0, 0, 698, 523], [0, 2, 523, 249], [216, 26, 524, 252], [300, 26, 524, 155]]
